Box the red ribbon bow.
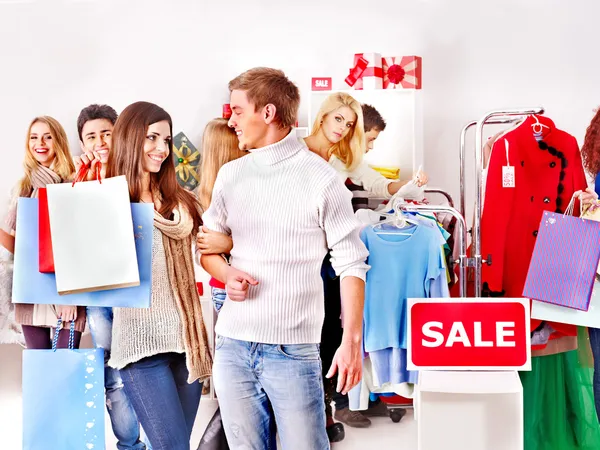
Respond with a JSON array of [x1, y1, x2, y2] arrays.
[[387, 64, 406, 85]]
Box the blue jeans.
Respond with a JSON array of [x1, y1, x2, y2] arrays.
[[120, 352, 202, 450], [213, 336, 329, 450], [589, 327, 600, 421], [212, 287, 226, 312], [87, 306, 148, 450]]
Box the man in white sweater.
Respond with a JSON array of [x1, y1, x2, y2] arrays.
[[201, 67, 369, 449]]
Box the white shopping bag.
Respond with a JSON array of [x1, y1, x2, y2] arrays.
[[531, 278, 600, 328], [46, 175, 140, 295]]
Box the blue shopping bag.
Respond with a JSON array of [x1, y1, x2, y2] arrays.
[[12, 198, 153, 307], [523, 209, 600, 311], [22, 320, 105, 450]]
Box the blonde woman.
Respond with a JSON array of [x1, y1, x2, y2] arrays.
[[0, 116, 85, 349], [303, 94, 427, 199], [197, 118, 246, 312]]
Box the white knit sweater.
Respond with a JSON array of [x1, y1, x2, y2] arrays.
[[202, 130, 369, 345]]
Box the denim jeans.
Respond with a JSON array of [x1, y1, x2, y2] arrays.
[[211, 287, 226, 312], [120, 352, 202, 450], [87, 306, 148, 450], [213, 336, 329, 450], [589, 327, 600, 421]]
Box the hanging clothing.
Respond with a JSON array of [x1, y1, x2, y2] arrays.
[[480, 115, 587, 342]]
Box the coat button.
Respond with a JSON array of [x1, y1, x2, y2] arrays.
[[543, 197, 550, 203], [533, 230, 538, 237], [521, 161, 525, 167], [531, 196, 534, 202], [550, 162, 556, 168]]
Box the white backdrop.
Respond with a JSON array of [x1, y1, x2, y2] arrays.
[[1, 0, 600, 227]]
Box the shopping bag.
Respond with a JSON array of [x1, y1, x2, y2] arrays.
[[581, 201, 600, 275], [523, 202, 600, 311], [46, 175, 139, 295], [38, 187, 54, 273], [22, 320, 105, 450], [532, 278, 600, 327], [197, 408, 230, 450], [13, 198, 152, 307]]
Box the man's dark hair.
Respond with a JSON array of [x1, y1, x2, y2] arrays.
[[77, 104, 118, 140], [362, 103, 386, 132]]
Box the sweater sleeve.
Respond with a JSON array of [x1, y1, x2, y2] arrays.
[[318, 177, 370, 281], [348, 161, 393, 199], [201, 171, 230, 235]]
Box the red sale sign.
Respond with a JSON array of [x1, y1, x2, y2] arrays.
[[407, 298, 531, 371], [312, 77, 332, 91]]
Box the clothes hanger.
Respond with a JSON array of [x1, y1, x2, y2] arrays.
[[372, 200, 419, 235], [531, 114, 550, 134]]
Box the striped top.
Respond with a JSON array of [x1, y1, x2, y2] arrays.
[[202, 130, 370, 344]]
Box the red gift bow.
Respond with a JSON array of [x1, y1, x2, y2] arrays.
[[345, 56, 368, 87], [72, 161, 102, 187], [387, 64, 406, 85]]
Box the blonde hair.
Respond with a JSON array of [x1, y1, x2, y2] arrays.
[[310, 93, 365, 171], [18, 116, 75, 195], [198, 118, 246, 211]]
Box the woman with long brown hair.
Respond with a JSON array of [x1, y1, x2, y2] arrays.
[[103, 101, 212, 450], [0, 116, 84, 349], [196, 118, 246, 312]]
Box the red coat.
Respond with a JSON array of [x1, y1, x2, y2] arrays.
[[480, 115, 587, 339]]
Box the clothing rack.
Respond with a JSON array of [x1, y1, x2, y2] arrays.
[[398, 202, 467, 297], [461, 107, 545, 297]]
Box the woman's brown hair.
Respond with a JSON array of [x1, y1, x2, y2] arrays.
[[198, 118, 246, 211], [582, 109, 600, 177], [106, 101, 202, 232]]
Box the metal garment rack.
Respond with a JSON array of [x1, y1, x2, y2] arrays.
[[462, 107, 545, 297]]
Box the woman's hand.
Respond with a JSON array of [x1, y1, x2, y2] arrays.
[[55, 305, 77, 323], [414, 169, 428, 187], [196, 226, 233, 255], [574, 188, 599, 208], [73, 151, 102, 182]]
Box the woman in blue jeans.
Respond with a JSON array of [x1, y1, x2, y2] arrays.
[[84, 101, 213, 450], [577, 107, 600, 421]]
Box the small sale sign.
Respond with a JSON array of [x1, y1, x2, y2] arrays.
[[407, 298, 531, 371], [312, 77, 332, 91]]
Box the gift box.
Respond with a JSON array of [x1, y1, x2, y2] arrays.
[[172, 132, 201, 192], [382, 56, 422, 90], [350, 53, 383, 90], [222, 104, 232, 119]]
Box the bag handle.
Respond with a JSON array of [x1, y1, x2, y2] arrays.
[[52, 319, 76, 351], [72, 162, 103, 187]]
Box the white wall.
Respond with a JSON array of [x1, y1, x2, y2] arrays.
[[1, 0, 600, 225]]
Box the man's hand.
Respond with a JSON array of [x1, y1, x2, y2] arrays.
[[326, 339, 362, 395], [196, 226, 234, 255], [225, 266, 258, 301], [73, 151, 102, 182]]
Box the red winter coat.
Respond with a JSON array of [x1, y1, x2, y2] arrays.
[[480, 115, 587, 339]]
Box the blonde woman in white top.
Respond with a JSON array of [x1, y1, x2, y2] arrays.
[[303, 93, 427, 200]]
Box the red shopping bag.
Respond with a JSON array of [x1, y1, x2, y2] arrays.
[[38, 187, 54, 273]]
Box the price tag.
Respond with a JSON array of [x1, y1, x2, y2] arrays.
[[502, 139, 515, 188]]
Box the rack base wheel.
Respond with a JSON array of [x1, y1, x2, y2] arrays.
[[389, 408, 407, 423]]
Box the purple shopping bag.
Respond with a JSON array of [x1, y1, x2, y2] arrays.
[[523, 210, 600, 311]]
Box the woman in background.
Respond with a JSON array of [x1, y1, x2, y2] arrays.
[[197, 118, 246, 312], [0, 116, 83, 349]]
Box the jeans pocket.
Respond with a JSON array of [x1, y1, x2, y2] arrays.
[[277, 344, 320, 361], [215, 334, 226, 351]]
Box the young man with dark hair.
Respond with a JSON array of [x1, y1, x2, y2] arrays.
[[77, 104, 148, 450], [201, 68, 369, 449], [362, 103, 387, 152]]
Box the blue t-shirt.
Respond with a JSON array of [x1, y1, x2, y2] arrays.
[[360, 224, 447, 352], [595, 174, 600, 197]]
